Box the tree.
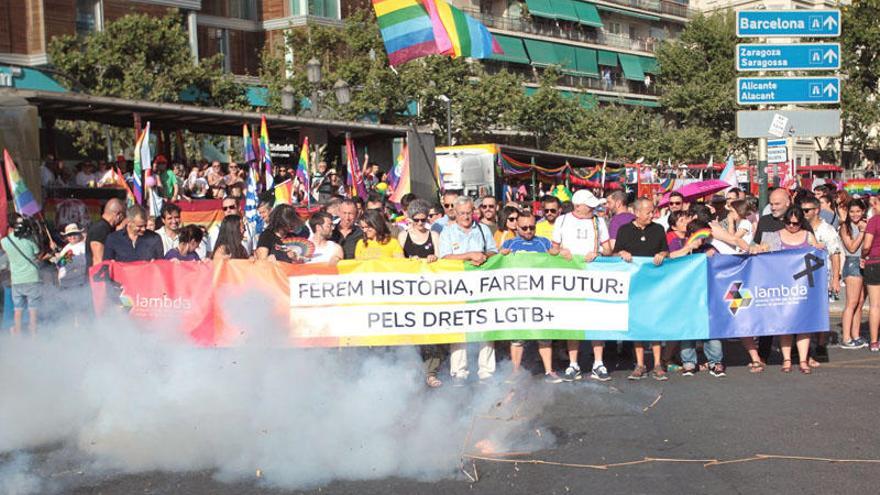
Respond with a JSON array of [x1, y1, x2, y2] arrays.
[[48, 12, 247, 155], [512, 68, 582, 149], [655, 11, 742, 156]]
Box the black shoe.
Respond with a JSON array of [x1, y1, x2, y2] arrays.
[[815, 345, 829, 363]]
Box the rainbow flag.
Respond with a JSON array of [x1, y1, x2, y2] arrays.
[[388, 143, 411, 204], [844, 179, 880, 195], [659, 176, 676, 193], [372, 0, 501, 66], [243, 124, 256, 166], [274, 180, 294, 206], [260, 115, 273, 191], [345, 136, 368, 200], [295, 137, 311, 206], [2, 149, 40, 217], [132, 122, 152, 206]]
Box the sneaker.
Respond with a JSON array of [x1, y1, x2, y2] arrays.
[[652, 369, 669, 381], [591, 365, 611, 382], [839, 340, 859, 350], [709, 363, 726, 377], [681, 364, 696, 377], [853, 338, 868, 349], [452, 376, 468, 387], [563, 366, 583, 382], [543, 372, 564, 384], [627, 365, 648, 380], [870, 342, 880, 353]]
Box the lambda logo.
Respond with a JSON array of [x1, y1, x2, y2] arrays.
[[724, 281, 753, 315]]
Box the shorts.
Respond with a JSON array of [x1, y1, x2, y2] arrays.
[[511, 340, 551, 346], [843, 256, 862, 279], [11, 282, 43, 310], [864, 263, 880, 286]]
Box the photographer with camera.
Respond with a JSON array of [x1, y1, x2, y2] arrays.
[[1, 212, 43, 335]]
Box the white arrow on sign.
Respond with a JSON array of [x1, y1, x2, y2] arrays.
[[824, 49, 837, 64], [823, 16, 838, 30], [823, 83, 838, 97]]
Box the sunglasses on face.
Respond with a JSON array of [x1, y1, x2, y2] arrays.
[[222, 205, 237, 211], [412, 217, 428, 223], [802, 207, 817, 212], [669, 201, 682, 206], [480, 204, 496, 209], [543, 208, 558, 214], [785, 221, 801, 227], [507, 216, 519, 222], [518, 225, 535, 231], [443, 203, 454, 209], [429, 212, 441, 217]]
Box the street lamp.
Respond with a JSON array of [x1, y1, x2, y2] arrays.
[[437, 94, 452, 146], [306, 58, 322, 84], [280, 84, 295, 113], [334, 79, 351, 106]]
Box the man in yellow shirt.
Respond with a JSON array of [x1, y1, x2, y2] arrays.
[[535, 195, 561, 239]]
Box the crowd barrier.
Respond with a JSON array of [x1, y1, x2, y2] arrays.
[[88, 249, 829, 347]]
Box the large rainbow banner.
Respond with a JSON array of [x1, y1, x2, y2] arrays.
[[88, 249, 829, 346]]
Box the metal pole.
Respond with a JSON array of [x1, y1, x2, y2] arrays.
[[758, 138, 768, 210], [446, 98, 452, 146], [530, 157, 537, 199]]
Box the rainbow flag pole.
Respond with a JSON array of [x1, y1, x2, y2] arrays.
[[2, 149, 40, 217], [260, 115, 273, 192]]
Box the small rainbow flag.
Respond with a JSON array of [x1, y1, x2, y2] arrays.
[[3, 149, 41, 217], [388, 143, 411, 204], [372, 0, 501, 66], [687, 228, 712, 246], [132, 122, 151, 205], [260, 115, 273, 191], [346, 135, 368, 200], [844, 179, 880, 195], [295, 137, 311, 206], [274, 180, 294, 206]]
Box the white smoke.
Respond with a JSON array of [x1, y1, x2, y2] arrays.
[[0, 287, 556, 492]]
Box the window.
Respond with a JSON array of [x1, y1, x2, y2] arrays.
[[629, 25, 637, 39], [805, 157, 812, 166], [796, 157, 802, 167], [76, 0, 98, 35], [308, 0, 339, 18], [607, 22, 621, 34]]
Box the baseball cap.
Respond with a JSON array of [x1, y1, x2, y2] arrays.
[[571, 189, 606, 208]]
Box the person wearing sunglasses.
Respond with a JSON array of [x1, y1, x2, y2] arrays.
[[478, 195, 499, 235], [207, 198, 252, 256], [398, 199, 444, 388], [757, 206, 819, 374], [499, 210, 565, 383], [430, 191, 460, 234], [535, 195, 561, 239], [493, 205, 521, 248], [802, 196, 842, 363], [655, 192, 686, 230]]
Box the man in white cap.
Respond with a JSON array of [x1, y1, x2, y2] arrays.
[[551, 189, 613, 382], [53, 224, 87, 288]]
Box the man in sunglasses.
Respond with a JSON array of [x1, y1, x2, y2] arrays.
[[500, 210, 564, 383], [431, 191, 460, 234], [656, 191, 686, 230], [535, 195, 561, 239], [207, 197, 253, 255], [802, 196, 841, 362], [478, 195, 499, 235]]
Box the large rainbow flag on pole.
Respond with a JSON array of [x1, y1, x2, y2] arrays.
[[345, 135, 368, 200], [2, 149, 40, 217], [388, 143, 410, 204], [260, 116, 273, 191], [372, 0, 501, 66]]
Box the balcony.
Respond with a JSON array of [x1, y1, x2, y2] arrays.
[[483, 61, 660, 99], [461, 7, 658, 53], [595, 0, 696, 20]]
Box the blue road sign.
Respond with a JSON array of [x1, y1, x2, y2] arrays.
[[737, 77, 840, 105], [736, 43, 840, 71], [767, 139, 787, 147], [736, 10, 840, 38]]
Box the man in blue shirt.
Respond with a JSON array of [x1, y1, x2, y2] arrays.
[[501, 210, 563, 383], [431, 191, 460, 234], [103, 205, 164, 262]]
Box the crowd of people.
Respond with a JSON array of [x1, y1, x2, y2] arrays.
[[3, 173, 870, 387]]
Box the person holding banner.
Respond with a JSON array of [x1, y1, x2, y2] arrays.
[[256, 204, 305, 263], [839, 198, 867, 349], [212, 216, 250, 260], [552, 189, 612, 382], [307, 212, 343, 265], [494, 205, 521, 248], [501, 210, 564, 384], [535, 196, 561, 239], [331, 199, 363, 260], [439, 196, 498, 386], [431, 191, 460, 234], [614, 198, 668, 381], [354, 210, 404, 260], [399, 199, 444, 388], [760, 206, 819, 373], [102, 206, 164, 263]]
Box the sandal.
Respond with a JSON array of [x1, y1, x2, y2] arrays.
[[799, 361, 812, 374], [748, 361, 765, 373], [781, 359, 792, 373], [426, 376, 443, 388]]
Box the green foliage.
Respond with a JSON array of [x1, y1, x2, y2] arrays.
[[48, 11, 246, 156], [838, 0, 880, 166]]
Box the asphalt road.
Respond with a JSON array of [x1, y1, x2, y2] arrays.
[[6, 322, 880, 495]]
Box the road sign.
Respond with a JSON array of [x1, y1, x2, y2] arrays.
[[736, 10, 840, 38], [736, 110, 841, 138], [736, 43, 840, 72], [767, 139, 787, 164], [737, 77, 840, 105]]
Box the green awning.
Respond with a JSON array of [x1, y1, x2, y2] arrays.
[[549, 0, 579, 22], [596, 4, 661, 21], [574, 47, 599, 77], [490, 35, 531, 64], [555, 44, 578, 74], [525, 0, 555, 19], [597, 50, 618, 67], [524, 39, 561, 67], [598, 96, 660, 107], [524, 86, 539, 97], [573, 1, 603, 27], [618, 53, 646, 81], [640, 56, 658, 75]]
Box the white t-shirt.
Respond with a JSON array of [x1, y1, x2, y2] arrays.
[[552, 213, 610, 256], [813, 220, 841, 255], [308, 238, 342, 263], [713, 219, 753, 254]]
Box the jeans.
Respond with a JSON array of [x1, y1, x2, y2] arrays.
[[450, 342, 495, 379], [680, 340, 723, 366]]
